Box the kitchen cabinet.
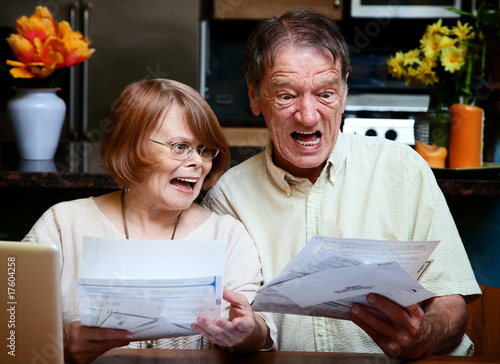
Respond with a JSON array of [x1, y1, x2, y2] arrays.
[[213, 0, 343, 20]]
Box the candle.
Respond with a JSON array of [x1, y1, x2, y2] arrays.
[[448, 104, 483, 168], [415, 141, 448, 168]]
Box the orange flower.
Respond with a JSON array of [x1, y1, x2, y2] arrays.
[[5, 34, 36, 64], [56, 21, 95, 67], [14, 6, 55, 44], [5, 5, 94, 81]]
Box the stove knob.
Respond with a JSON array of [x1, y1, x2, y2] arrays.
[[385, 129, 398, 140], [365, 129, 377, 136]]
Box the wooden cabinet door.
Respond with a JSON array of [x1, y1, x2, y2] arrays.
[[213, 0, 343, 20]]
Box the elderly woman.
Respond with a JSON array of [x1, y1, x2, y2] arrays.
[[23, 79, 275, 364]]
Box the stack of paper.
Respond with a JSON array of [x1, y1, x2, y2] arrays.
[[75, 236, 226, 340], [252, 236, 438, 320]]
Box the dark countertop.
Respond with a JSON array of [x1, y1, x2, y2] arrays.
[[0, 141, 119, 189], [1, 141, 500, 196]]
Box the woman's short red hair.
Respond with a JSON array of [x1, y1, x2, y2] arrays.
[[101, 78, 230, 189]]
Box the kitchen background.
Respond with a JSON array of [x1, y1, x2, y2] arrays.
[[0, 0, 499, 288]]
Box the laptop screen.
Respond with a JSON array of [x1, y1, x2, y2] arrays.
[[0, 241, 63, 364]]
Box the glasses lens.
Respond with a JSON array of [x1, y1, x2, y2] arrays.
[[170, 143, 192, 159], [199, 147, 219, 159]]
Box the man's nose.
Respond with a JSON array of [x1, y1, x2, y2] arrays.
[[296, 95, 319, 126]]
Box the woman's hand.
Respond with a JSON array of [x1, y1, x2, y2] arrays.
[[191, 288, 272, 353], [63, 321, 132, 364]]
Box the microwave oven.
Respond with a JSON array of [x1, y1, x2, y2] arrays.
[[350, 0, 461, 18]]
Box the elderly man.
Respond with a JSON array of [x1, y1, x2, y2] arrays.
[[203, 8, 480, 359]]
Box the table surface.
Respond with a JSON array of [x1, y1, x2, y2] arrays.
[[93, 349, 500, 364]]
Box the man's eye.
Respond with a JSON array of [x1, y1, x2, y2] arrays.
[[279, 94, 293, 101], [320, 92, 333, 98]]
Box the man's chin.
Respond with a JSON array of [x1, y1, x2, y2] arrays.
[[277, 154, 327, 175]]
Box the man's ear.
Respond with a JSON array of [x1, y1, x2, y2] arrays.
[[340, 74, 349, 114], [247, 81, 261, 117]]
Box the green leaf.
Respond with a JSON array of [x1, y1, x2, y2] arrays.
[[446, 7, 470, 16]]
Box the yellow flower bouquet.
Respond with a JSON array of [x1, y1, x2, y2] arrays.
[[2, 5, 95, 88], [387, 19, 473, 107], [387, 1, 500, 107], [386, 1, 500, 163]]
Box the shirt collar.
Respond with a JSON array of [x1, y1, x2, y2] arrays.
[[264, 133, 348, 192], [325, 132, 348, 185]]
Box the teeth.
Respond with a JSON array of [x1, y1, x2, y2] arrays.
[[296, 140, 320, 146], [293, 131, 321, 146], [177, 178, 197, 183]]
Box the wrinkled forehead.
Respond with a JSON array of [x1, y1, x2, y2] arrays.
[[267, 44, 338, 71], [267, 46, 343, 84]]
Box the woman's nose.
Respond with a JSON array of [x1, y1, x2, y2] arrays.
[[185, 148, 204, 167]]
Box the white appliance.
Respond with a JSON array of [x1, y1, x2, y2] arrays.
[[342, 93, 430, 146], [350, 0, 461, 18]]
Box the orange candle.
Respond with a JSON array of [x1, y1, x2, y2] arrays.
[[415, 141, 447, 168], [448, 104, 483, 168]]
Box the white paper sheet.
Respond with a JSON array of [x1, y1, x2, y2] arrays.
[[76, 236, 226, 340], [252, 236, 438, 320], [81, 236, 227, 279]]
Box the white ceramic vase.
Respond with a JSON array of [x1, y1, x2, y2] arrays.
[[7, 88, 66, 160]]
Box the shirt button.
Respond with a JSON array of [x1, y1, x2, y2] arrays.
[[318, 329, 325, 336]]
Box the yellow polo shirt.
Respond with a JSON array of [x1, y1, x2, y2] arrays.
[[203, 132, 480, 354]]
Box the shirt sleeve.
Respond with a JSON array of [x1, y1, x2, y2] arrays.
[[404, 155, 481, 300]]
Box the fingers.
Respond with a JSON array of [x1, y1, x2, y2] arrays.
[[191, 316, 241, 348], [191, 289, 266, 352], [350, 302, 399, 354], [350, 294, 425, 358], [63, 321, 132, 364], [369, 294, 423, 325], [223, 288, 253, 322], [223, 288, 247, 308], [367, 294, 423, 339], [84, 326, 133, 342]]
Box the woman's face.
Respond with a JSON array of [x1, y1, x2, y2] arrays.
[[135, 102, 212, 212]]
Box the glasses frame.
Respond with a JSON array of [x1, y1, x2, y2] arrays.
[[149, 139, 219, 161]]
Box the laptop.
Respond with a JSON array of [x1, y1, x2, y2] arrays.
[[0, 241, 64, 364]]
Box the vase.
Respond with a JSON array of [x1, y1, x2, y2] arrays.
[[414, 94, 451, 149], [7, 88, 66, 160], [448, 104, 484, 168]]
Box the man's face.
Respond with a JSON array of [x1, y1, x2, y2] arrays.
[[248, 46, 347, 181]]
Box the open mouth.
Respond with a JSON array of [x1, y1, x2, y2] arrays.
[[292, 131, 321, 146], [170, 177, 197, 192]]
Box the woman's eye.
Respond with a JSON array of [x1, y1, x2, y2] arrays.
[[173, 143, 188, 153]]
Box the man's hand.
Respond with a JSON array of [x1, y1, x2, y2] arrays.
[[63, 321, 132, 364], [350, 293, 467, 359], [191, 288, 271, 353]]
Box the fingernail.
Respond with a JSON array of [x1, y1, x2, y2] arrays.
[[399, 331, 410, 344], [352, 303, 360, 315], [367, 293, 377, 305]]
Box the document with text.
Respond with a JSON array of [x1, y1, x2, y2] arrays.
[[75, 236, 226, 340], [252, 236, 439, 320]]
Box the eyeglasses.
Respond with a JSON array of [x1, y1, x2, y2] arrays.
[[149, 139, 219, 160]]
